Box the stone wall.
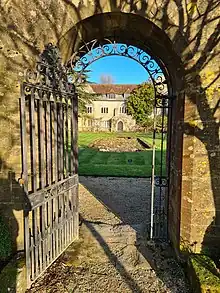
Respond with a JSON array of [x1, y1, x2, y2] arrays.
[[0, 0, 219, 260]]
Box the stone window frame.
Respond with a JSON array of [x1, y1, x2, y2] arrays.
[[87, 106, 93, 113], [107, 93, 115, 99], [119, 103, 127, 114], [103, 120, 110, 128], [101, 107, 108, 114]]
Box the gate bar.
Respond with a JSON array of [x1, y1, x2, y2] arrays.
[[150, 101, 157, 239]]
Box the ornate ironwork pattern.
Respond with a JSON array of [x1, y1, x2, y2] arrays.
[[69, 39, 168, 95], [20, 43, 78, 288], [154, 176, 169, 187], [24, 43, 75, 94], [155, 95, 173, 108]]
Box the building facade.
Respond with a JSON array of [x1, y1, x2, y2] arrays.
[[79, 84, 137, 132]]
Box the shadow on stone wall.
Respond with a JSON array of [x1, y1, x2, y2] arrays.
[[159, 0, 220, 266], [0, 164, 26, 291]]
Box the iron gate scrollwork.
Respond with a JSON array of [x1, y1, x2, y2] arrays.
[[20, 43, 79, 287], [68, 39, 168, 97], [150, 94, 173, 240]]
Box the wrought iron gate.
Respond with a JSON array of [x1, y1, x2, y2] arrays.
[[20, 44, 79, 287], [150, 94, 173, 240]]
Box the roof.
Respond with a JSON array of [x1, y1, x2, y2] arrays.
[[88, 84, 138, 94]]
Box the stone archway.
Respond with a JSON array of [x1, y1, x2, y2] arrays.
[[117, 121, 123, 132], [58, 12, 184, 251], [65, 15, 176, 240]]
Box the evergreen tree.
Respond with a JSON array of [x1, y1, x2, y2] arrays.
[[127, 82, 155, 127]]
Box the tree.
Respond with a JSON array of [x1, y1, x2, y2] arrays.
[[100, 74, 114, 84], [126, 82, 155, 127]]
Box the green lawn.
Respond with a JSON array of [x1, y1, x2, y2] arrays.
[[78, 132, 167, 177]]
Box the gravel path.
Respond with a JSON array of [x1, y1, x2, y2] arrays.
[[27, 177, 191, 293]]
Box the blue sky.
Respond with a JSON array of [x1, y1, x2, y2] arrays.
[[86, 56, 150, 84]]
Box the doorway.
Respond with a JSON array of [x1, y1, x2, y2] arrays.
[[117, 121, 123, 131]]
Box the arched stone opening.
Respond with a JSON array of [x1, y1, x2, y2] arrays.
[[58, 12, 186, 252], [59, 12, 184, 93], [117, 121, 123, 132]]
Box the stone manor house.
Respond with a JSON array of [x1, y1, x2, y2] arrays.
[[78, 84, 137, 132]]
